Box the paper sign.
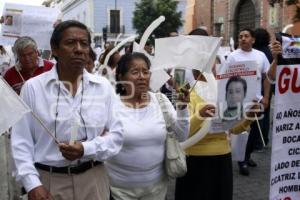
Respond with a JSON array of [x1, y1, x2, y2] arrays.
[[153, 35, 221, 72], [282, 35, 300, 59], [209, 61, 257, 133], [174, 68, 186, 88], [269, 64, 300, 200], [0, 3, 60, 50]]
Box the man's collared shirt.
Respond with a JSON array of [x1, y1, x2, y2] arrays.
[[11, 66, 123, 192], [3, 57, 53, 94]]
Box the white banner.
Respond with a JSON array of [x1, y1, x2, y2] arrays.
[[210, 61, 257, 133], [153, 35, 221, 72], [0, 77, 30, 135], [0, 3, 60, 50], [269, 64, 300, 200]]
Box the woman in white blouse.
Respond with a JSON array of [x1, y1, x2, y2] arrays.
[[107, 52, 190, 200]]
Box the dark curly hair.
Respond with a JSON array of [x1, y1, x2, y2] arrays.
[[253, 28, 270, 49], [188, 28, 208, 36], [239, 28, 255, 38]]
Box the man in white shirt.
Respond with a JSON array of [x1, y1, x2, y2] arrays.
[[11, 20, 123, 200], [226, 28, 270, 176]]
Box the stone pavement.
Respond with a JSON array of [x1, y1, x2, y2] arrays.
[[166, 148, 271, 200], [233, 148, 271, 200]]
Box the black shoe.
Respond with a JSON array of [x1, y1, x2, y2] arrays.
[[247, 159, 257, 167], [238, 162, 250, 176]]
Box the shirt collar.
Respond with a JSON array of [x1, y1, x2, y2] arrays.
[[239, 48, 253, 53], [45, 65, 102, 86]]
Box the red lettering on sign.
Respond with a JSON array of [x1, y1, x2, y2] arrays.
[[278, 66, 300, 94], [278, 67, 291, 94], [292, 68, 300, 93]]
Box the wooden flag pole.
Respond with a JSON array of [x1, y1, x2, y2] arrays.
[[189, 71, 204, 92], [189, 78, 199, 92], [255, 114, 266, 147]]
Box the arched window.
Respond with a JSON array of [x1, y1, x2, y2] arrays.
[[234, 0, 256, 41]]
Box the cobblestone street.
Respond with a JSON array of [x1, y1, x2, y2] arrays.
[[233, 148, 271, 200], [167, 148, 271, 200]]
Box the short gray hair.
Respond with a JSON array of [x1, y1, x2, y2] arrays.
[[13, 36, 38, 57]]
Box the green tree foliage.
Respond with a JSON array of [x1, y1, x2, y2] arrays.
[[133, 0, 182, 42]]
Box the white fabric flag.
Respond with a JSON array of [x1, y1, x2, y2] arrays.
[[0, 77, 30, 134], [153, 35, 221, 72], [217, 46, 231, 64], [149, 68, 170, 92]]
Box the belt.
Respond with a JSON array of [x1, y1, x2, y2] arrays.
[[35, 161, 102, 175]]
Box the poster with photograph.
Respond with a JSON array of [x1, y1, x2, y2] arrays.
[[0, 3, 60, 50], [209, 61, 257, 133], [2, 8, 23, 37], [174, 68, 186, 89]]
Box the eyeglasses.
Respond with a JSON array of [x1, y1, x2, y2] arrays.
[[128, 69, 151, 77]]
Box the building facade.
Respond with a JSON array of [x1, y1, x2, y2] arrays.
[[185, 0, 291, 45], [56, 0, 187, 45]]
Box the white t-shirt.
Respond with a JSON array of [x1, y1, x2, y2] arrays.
[[226, 48, 270, 99], [106, 92, 189, 188]]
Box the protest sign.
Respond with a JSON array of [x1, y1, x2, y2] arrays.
[[209, 61, 257, 133], [0, 3, 60, 50], [269, 32, 300, 200], [282, 35, 300, 59], [269, 64, 300, 200]]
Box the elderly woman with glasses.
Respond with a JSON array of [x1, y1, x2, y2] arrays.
[[107, 52, 190, 200]]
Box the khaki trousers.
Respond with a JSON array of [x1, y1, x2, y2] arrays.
[[38, 164, 109, 200], [110, 177, 168, 200]]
